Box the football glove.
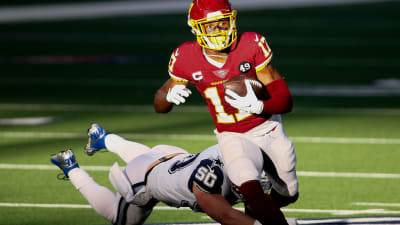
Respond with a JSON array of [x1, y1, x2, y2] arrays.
[[225, 80, 264, 114], [166, 84, 192, 105]]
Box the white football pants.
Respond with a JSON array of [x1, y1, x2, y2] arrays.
[[215, 114, 298, 197]]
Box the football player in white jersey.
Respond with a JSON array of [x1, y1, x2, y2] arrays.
[[50, 124, 285, 225]]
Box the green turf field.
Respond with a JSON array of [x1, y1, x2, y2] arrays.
[[0, 107, 399, 225], [0, 0, 399, 224]]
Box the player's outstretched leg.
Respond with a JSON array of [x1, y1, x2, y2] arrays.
[[85, 123, 110, 156], [50, 149, 80, 178], [50, 148, 120, 223], [84, 123, 152, 163]]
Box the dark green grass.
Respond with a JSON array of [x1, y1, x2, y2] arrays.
[[0, 107, 399, 224]]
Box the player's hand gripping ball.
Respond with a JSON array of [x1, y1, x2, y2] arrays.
[[223, 75, 269, 100], [223, 75, 269, 114]]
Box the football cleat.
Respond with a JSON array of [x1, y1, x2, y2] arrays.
[[85, 123, 110, 156], [50, 149, 79, 178]]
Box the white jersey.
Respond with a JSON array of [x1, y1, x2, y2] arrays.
[[124, 144, 237, 211]]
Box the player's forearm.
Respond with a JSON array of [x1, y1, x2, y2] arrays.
[[195, 191, 255, 225], [194, 187, 254, 225], [215, 208, 259, 225], [261, 78, 293, 114], [153, 88, 173, 113]]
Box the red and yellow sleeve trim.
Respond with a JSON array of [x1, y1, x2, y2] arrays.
[[255, 52, 273, 72], [169, 72, 188, 82]]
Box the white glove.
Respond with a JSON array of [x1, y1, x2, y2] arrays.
[[224, 80, 264, 114], [166, 84, 192, 105]]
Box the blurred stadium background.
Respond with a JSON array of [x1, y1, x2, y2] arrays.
[[0, 0, 399, 224]]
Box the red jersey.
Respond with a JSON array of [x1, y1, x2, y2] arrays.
[[168, 32, 273, 133]]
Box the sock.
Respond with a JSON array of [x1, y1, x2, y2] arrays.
[[69, 168, 119, 223], [239, 180, 288, 225], [105, 134, 151, 163]]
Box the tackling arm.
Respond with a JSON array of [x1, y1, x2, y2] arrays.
[[153, 79, 190, 113], [193, 187, 259, 225], [256, 64, 293, 114]]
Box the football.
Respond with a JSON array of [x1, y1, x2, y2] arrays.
[[223, 75, 269, 100]]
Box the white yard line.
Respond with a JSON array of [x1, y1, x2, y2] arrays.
[[0, 103, 161, 112], [1, 131, 400, 145], [1, 202, 400, 217], [1, 164, 399, 179], [0, 203, 91, 209], [354, 202, 400, 207], [0, 164, 112, 171], [0, 0, 387, 23], [1, 104, 400, 115], [296, 171, 400, 179], [0, 117, 57, 125], [290, 137, 400, 145], [284, 208, 400, 216], [296, 217, 400, 224], [0, 132, 85, 139]]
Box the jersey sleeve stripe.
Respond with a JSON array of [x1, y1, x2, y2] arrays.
[[169, 72, 188, 82], [255, 52, 273, 72]]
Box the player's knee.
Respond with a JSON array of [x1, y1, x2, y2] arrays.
[[227, 158, 260, 187], [238, 180, 279, 212], [270, 188, 299, 207]]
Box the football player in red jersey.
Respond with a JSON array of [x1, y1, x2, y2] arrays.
[[154, 1, 298, 224]]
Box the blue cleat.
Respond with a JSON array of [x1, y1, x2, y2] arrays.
[[85, 123, 110, 156], [50, 149, 79, 178]]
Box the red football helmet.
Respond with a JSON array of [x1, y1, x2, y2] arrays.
[[188, 0, 237, 50]]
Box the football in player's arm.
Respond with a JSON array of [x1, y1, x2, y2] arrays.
[[154, 0, 298, 225], [154, 63, 291, 115]]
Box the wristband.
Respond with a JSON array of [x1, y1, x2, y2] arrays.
[[265, 78, 289, 94]]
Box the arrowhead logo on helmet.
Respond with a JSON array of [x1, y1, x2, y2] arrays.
[[188, 0, 237, 51]]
